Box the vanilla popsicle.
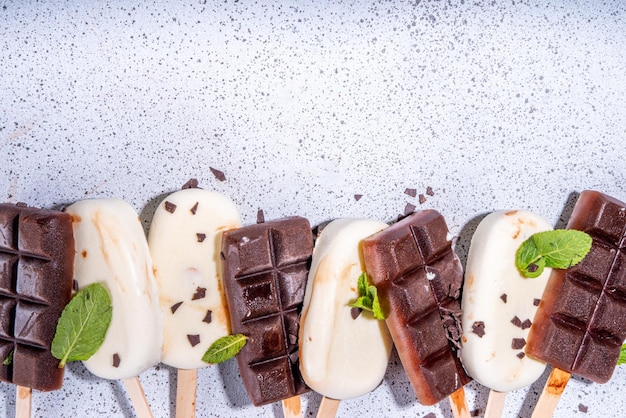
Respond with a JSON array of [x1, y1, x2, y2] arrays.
[[299, 218, 393, 400]]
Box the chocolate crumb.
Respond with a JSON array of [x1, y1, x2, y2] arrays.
[[289, 334, 297, 345], [182, 178, 199, 189], [196, 233, 206, 243], [16, 202, 27, 207], [187, 334, 201, 347], [470, 409, 482, 417], [257, 209, 265, 224], [419, 194, 427, 204], [448, 283, 461, 299], [164, 201, 177, 213], [73, 280, 79, 292], [354, 194, 363, 201], [516, 352, 525, 359], [472, 321, 486, 337], [533, 298, 541, 306], [578, 403, 588, 413], [190, 202, 199, 215], [521, 319, 532, 330], [289, 350, 299, 364], [112, 353, 121, 368], [512, 338, 526, 350], [426, 186, 435, 196], [404, 188, 417, 197], [424, 413, 437, 418], [351, 307, 362, 320], [202, 310, 212, 324], [192, 287, 207, 300], [209, 167, 226, 181], [404, 202, 416, 215], [511, 316, 523, 328], [171, 301, 183, 314], [500, 293, 508, 303], [528, 263, 538, 273]]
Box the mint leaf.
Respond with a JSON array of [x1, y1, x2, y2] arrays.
[[3, 349, 13, 366], [357, 272, 368, 299], [516, 230, 592, 278], [352, 296, 373, 311], [368, 285, 385, 320], [51, 283, 113, 368], [202, 334, 248, 364], [350, 272, 385, 320], [618, 344, 626, 366]]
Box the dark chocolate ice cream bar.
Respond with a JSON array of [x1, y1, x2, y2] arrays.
[[363, 210, 470, 405], [221, 216, 311, 406], [0, 203, 74, 391], [526, 190, 626, 383]]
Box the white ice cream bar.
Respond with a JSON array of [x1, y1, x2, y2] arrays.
[[461, 210, 551, 393], [66, 199, 163, 380], [299, 218, 393, 400], [148, 188, 242, 369]]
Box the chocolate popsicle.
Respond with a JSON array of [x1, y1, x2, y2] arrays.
[[221, 216, 311, 407], [526, 190, 626, 382], [0, 203, 74, 391], [363, 210, 471, 406]]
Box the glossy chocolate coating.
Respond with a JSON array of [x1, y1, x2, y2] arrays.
[[0, 203, 74, 391], [363, 210, 470, 405], [526, 191, 626, 383], [221, 217, 311, 406]]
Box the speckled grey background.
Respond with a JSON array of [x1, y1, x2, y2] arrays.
[[1, 1, 626, 417]]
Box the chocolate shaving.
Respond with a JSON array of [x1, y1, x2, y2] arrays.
[[187, 334, 201, 347], [521, 319, 532, 330], [192, 287, 207, 300], [426, 186, 435, 196], [404, 188, 417, 198], [500, 293, 508, 303], [404, 202, 416, 215], [164, 201, 177, 213], [578, 404, 588, 413], [209, 167, 226, 181], [196, 233, 206, 243], [171, 301, 183, 314], [182, 178, 199, 189], [73, 280, 79, 292], [202, 310, 212, 324], [424, 413, 436, 418], [354, 194, 363, 201], [112, 353, 121, 368], [533, 298, 541, 306], [351, 307, 362, 320], [448, 283, 461, 299], [419, 194, 427, 204], [511, 316, 523, 328], [190, 202, 199, 215], [472, 321, 486, 338], [516, 352, 525, 359], [512, 338, 526, 350], [441, 308, 463, 350], [288, 350, 299, 364], [288, 334, 297, 345], [257, 209, 265, 224]]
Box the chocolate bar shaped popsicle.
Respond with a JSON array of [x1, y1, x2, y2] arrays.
[[526, 191, 626, 417], [0, 203, 74, 417], [363, 210, 471, 417], [221, 217, 312, 416]]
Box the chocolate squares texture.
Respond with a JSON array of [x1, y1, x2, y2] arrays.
[[0, 204, 74, 391]]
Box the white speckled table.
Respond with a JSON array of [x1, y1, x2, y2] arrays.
[[1, 1, 626, 417]]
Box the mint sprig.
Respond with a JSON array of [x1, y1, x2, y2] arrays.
[[202, 334, 248, 364], [617, 344, 626, 366], [51, 283, 113, 368], [3, 349, 13, 366], [350, 272, 385, 320], [516, 230, 592, 278]]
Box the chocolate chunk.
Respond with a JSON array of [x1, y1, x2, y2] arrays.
[[354, 194, 363, 201], [171, 301, 183, 314], [533, 298, 540, 306], [500, 293, 508, 303], [472, 321, 486, 337], [404, 202, 416, 215], [511, 316, 523, 328], [187, 334, 201, 347], [112, 353, 121, 368], [448, 283, 461, 299], [512, 338, 526, 350], [351, 307, 362, 319], [190, 202, 199, 215], [516, 352, 525, 359], [257, 209, 265, 224], [182, 178, 199, 189], [419, 194, 427, 204], [209, 167, 226, 181], [192, 287, 206, 300], [578, 403, 588, 413], [196, 233, 206, 243], [202, 310, 212, 324], [164, 201, 177, 213], [521, 319, 532, 330], [404, 188, 417, 198], [426, 186, 435, 196]]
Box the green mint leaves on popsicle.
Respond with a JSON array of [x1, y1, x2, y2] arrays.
[[2, 349, 13, 366], [52, 283, 113, 368], [351, 272, 385, 320], [202, 334, 248, 364], [617, 344, 626, 366], [516, 230, 592, 278]]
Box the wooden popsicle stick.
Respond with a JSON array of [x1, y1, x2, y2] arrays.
[[484, 390, 506, 418], [175, 368, 198, 418], [530, 367, 571, 418], [449, 387, 471, 418], [316, 396, 341, 418], [123, 376, 154, 418], [281, 395, 302, 418], [15, 386, 31, 418]]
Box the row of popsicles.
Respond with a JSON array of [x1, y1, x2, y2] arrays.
[[1, 186, 625, 418]]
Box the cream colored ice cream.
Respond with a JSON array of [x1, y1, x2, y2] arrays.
[[148, 188, 241, 369], [299, 218, 393, 400], [66, 199, 163, 380], [461, 210, 551, 392]]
